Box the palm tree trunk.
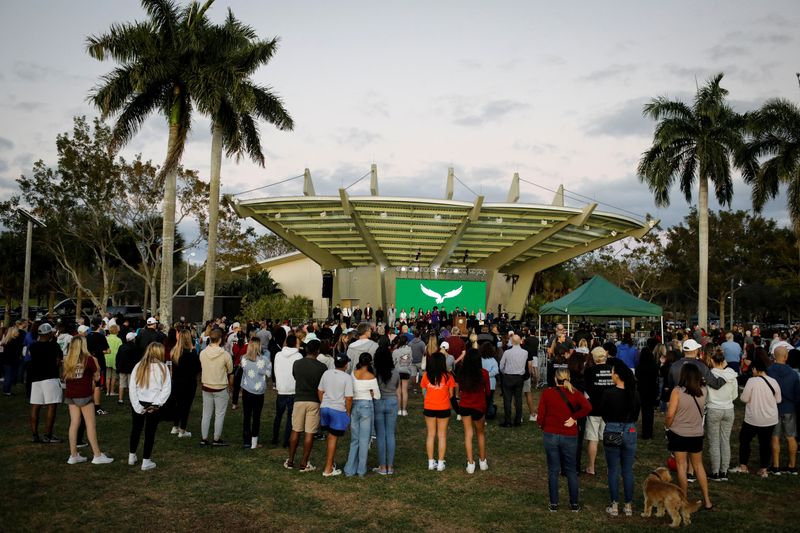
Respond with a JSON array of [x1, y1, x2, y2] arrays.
[[203, 123, 222, 322], [159, 123, 179, 326], [697, 176, 709, 330]]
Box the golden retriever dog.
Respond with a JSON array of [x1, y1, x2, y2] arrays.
[[641, 467, 703, 527]]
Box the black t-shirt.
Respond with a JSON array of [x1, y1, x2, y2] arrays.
[[86, 332, 109, 368], [584, 363, 615, 416], [28, 340, 62, 382], [173, 349, 200, 386], [293, 357, 327, 403], [599, 386, 641, 423]]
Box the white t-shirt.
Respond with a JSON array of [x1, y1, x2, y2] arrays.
[[319, 369, 353, 411], [741, 374, 781, 427]]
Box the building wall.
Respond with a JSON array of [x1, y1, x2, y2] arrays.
[[267, 257, 327, 318]]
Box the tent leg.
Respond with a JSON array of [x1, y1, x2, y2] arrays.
[[621, 317, 624, 336], [538, 314, 542, 344], [567, 315, 570, 337], [660, 315, 664, 342]]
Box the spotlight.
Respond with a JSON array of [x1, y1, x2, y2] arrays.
[[434, 214, 442, 221], [320, 211, 327, 217], [540, 219, 546, 225], [275, 213, 281, 219], [583, 224, 590, 230], [610, 230, 617, 237], [453, 268, 460, 274], [400, 266, 407, 272], [380, 211, 388, 218], [463, 250, 469, 263], [413, 266, 419, 272], [496, 217, 503, 224]]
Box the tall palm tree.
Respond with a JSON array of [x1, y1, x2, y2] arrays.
[[87, 0, 217, 325], [744, 98, 800, 274], [638, 73, 749, 330], [197, 11, 294, 322]]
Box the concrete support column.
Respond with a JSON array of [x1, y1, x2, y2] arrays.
[[505, 268, 538, 319]]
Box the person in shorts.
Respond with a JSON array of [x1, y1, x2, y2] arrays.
[[318, 353, 353, 477], [115, 332, 138, 405], [421, 353, 455, 471], [286, 340, 327, 472], [457, 349, 491, 473], [767, 346, 799, 474], [28, 323, 63, 443]]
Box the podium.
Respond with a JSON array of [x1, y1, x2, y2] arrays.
[[455, 316, 468, 332]]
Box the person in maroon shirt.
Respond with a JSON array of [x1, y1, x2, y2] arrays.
[[457, 349, 491, 473], [446, 327, 467, 367], [537, 368, 592, 512]]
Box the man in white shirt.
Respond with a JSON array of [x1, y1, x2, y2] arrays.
[[272, 334, 302, 447]]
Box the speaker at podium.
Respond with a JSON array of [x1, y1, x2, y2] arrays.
[[455, 316, 467, 332]]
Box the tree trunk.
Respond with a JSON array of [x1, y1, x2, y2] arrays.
[[719, 292, 726, 332], [143, 282, 149, 318], [149, 278, 158, 321], [203, 123, 223, 322], [75, 287, 83, 322], [159, 122, 180, 327], [697, 176, 709, 330]]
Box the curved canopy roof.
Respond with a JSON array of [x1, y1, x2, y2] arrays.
[[234, 188, 655, 274], [539, 275, 663, 317]]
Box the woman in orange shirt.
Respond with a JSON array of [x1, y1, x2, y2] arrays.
[[420, 352, 455, 471]]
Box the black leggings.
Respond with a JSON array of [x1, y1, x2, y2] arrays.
[[232, 366, 243, 405], [173, 383, 197, 430], [739, 421, 775, 469], [242, 390, 265, 443], [130, 406, 161, 459]]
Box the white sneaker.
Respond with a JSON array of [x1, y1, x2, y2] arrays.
[[141, 458, 156, 471], [466, 461, 476, 474], [479, 459, 489, 471], [323, 468, 342, 477], [170, 426, 179, 435], [428, 459, 436, 471], [92, 453, 114, 465], [403, 410, 408, 416], [398, 409, 403, 416], [67, 454, 87, 465], [178, 431, 192, 438], [456, 414, 462, 421], [128, 453, 138, 465], [437, 460, 446, 472], [529, 415, 536, 422]]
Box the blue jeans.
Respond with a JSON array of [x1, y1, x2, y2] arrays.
[[344, 400, 374, 477], [272, 394, 294, 446], [374, 396, 398, 467], [542, 432, 579, 505], [3, 363, 18, 394], [603, 422, 638, 504]]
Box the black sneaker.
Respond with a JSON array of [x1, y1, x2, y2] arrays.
[[709, 472, 722, 482], [32, 433, 41, 443], [43, 434, 62, 444], [199, 439, 210, 446], [548, 503, 558, 512], [570, 503, 582, 512], [767, 466, 781, 476], [719, 471, 729, 481], [782, 467, 798, 476], [687, 473, 696, 483], [96, 408, 109, 416], [117, 400, 124, 406], [212, 439, 229, 447]]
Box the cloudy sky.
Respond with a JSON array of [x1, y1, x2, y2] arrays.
[[1, 0, 798, 256]]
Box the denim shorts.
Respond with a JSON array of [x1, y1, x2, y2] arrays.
[[773, 413, 797, 438]]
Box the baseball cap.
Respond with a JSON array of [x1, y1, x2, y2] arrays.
[[682, 339, 702, 352], [77, 325, 90, 334], [146, 317, 157, 325], [38, 323, 54, 335], [440, 341, 450, 351], [126, 332, 136, 342], [232, 322, 241, 330], [334, 353, 350, 367], [303, 332, 319, 343]]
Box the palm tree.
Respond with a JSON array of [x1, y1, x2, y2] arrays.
[[637, 73, 749, 330], [87, 0, 218, 325], [744, 98, 800, 274], [197, 11, 294, 322]]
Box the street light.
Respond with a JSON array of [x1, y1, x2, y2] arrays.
[[186, 252, 196, 296], [17, 207, 46, 321], [730, 278, 743, 330]]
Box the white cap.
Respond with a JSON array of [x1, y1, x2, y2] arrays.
[[682, 339, 702, 352], [126, 332, 136, 341], [77, 325, 90, 334], [232, 322, 241, 330], [146, 317, 157, 325], [304, 332, 319, 343], [440, 341, 450, 351]]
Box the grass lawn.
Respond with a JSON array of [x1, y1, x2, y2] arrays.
[[0, 383, 796, 532]]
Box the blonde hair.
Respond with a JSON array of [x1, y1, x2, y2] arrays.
[[469, 333, 478, 349], [426, 335, 439, 357], [171, 329, 194, 365], [245, 337, 262, 362], [555, 368, 575, 394], [109, 324, 120, 335], [1, 326, 19, 345], [135, 342, 167, 389], [64, 337, 90, 379], [578, 338, 588, 348]]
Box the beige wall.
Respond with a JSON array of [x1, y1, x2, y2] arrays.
[[267, 257, 327, 318]]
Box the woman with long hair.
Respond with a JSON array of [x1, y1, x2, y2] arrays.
[[170, 329, 200, 438], [373, 346, 399, 474], [537, 368, 591, 512], [636, 345, 659, 439], [241, 337, 270, 449], [1, 325, 24, 395], [458, 348, 491, 473], [63, 337, 113, 465], [230, 331, 248, 410], [600, 359, 641, 517], [392, 335, 413, 416], [480, 342, 499, 420], [421, 353, 455, 471], [129, 342, 171, 470], [344, 353, 380, 477], [666, 364, 713, 510], [706, 347, 738, 481]]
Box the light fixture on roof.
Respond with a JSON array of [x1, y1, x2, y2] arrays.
[[496, 217, 503, 224], [275, 212, 281, 219], [413, 266, 419, 272], [463, 250, 469, 263], [453, 268, 460, 274], [400, 266, 407, 272], [380, 211, 388, 218], [434, 214, 442, 221], [500, 231, 503, 237], [583, 224, 590, 230], [649, 219, 657, 228], [415, 249, 421, 261], [611, 230, 618, 237], [320, 211, 327, 217], [540, 219, 547, 225]]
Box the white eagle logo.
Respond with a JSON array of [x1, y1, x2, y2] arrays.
[[420, 284, 463, 304]]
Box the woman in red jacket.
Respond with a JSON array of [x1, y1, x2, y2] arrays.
[[537, 368, 592, 512], [457, 348, 491, 473]]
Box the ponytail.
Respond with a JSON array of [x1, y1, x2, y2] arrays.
[[554, 368, 574, 394]]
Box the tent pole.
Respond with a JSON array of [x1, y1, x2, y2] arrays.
[[567, 315, 570, 337], [621, 317, 624, 336], [538, 314, 542, 343], [660, 315, 664, 342]]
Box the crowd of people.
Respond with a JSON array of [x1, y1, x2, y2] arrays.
[[2, 311, 799, 514]]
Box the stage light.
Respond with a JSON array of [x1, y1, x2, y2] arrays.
[[275, 213, 281, 219], [434, 214, 442, 221], [583, 224, 590, 230], [413, 266, 419, 272], [320, 211, 327, 217], [400, 266, 407, 272], [380, 211, 388, 218], [611, 230, 617, 237], [540, 219, 546, 225], [415, 250, 421, 261], [453, 268, 460, 274]]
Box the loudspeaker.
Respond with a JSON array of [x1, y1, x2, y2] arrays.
[[322, 272, 333, 298]]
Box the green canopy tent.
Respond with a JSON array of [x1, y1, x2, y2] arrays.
[[538, 275, 664, 338]]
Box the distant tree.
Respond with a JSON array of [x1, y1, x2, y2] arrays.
[[218, 270, 282, 302]]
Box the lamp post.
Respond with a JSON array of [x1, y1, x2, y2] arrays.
[[730, 278, 743, 330], [17, 208, 46, 321], [185, 252, 196, 296]]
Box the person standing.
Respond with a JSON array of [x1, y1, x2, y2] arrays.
[[387, 304, 396, 327], [115, 332, 139, 405], [499, 335, 527, 427], [706, 348, 738, 481], [392, 335, 413, 416], [537, 368, 591, 512], [636, 345, 660, 439], [344, 353, 380, 477], [63, 337, 114, 465], [458, 349, 491, 473], [373, 346, 399, 475], [128, 342, 171, 470], [421, 353, 455, 471], [28, 323, 63, 443], [346, 323, 378, 372], [318, 354, 354, 477], [599, 360, 640, 517], [240, 337, 270, 449], [364, 303, 373, 324], [85, 319, 110, 415], [170, 329, 200, 438], [273, 334, 302, 447], [615, 333, 638, 371], [352, 305, 363, 325], [199, 328, 234, 446], [721, 332, 743, 374], [767, 346, 800, 474], [106, 324, 122, 398], [286, 339, 327, 470]]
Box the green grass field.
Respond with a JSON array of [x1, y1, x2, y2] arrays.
[[0, 383, 796, 532]]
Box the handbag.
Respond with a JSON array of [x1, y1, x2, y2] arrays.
[[603, 431, 623, 447]]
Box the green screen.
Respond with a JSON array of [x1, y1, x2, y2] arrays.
[[395, 279, 486, 314]]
